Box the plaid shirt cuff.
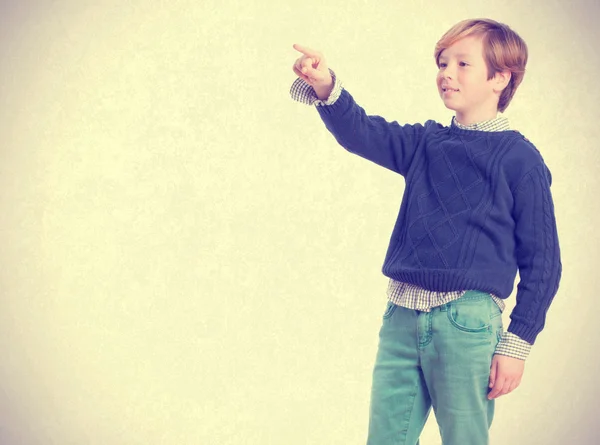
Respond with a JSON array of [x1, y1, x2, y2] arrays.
[[494, 331, 532, 360], [289, 69, 342, 106]]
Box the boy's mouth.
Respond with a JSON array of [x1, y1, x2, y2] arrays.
[[442, 87, 459, 92]]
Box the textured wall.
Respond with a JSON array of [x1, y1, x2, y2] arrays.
[[0, 1, 597, 444]]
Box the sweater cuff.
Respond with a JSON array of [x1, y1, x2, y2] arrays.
[[507, 320, 540, 345], [494, 331, 532, 360]]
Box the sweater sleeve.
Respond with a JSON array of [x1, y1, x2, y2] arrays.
[[315, 88, 434, 176], [508, 163, 562, 344]]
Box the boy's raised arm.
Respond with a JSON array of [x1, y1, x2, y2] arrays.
[[290, 44, 434, 176]]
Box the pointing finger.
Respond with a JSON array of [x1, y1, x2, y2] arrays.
[[293, 43, 320, 58]]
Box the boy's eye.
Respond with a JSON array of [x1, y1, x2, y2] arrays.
[[438, 61, 468, 68]]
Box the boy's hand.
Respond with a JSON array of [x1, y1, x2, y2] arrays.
[[292, 44, 333, 100], [488, 354, 525, 399]]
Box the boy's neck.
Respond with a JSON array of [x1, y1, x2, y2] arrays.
[[455, 113, 499, 126], [455, 104, 500, 126]]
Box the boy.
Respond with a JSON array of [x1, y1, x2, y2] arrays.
[[289, 18, 561, 445]]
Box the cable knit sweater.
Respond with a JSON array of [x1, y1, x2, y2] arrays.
[[316, 88, 562, 345]]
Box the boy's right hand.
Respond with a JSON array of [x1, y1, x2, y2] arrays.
[[292, 44, 334, 100]]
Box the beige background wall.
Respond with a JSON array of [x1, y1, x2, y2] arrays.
[[0, 0, 598, 444]]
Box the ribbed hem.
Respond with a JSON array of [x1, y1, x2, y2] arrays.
[[315, 88, 352, 115], [507, 322, 540, 345], [387, 269, 506, 299]]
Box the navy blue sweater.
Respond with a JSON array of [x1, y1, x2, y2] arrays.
[[317, 89, 562, 344]]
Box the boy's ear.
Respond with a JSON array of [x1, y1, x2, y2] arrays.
[[494, 70, 512, 92]]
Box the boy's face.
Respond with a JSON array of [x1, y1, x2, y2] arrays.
[[436, 34, 507, 124]]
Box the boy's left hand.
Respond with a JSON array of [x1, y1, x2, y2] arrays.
[[488, 354, 525, 399]]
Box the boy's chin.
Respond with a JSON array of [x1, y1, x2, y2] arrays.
[[442, 102, 458, 111]]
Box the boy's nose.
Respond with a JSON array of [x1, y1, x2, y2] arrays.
[[443, 69, 455, 79], [443, 71, 456, 82]]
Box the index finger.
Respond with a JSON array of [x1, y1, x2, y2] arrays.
[[488, 377, 505, 400], [293, 43, 320, 57]]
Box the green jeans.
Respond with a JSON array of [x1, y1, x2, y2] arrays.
[[366, 290, 504, 445]]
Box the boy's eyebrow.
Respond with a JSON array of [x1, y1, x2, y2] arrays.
[[439, 52, 472, 60]]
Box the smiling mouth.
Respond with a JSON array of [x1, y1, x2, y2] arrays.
[[442, 88, 459, 92]]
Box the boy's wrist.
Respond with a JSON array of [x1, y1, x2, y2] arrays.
[[314, 77, 334, 100], [314, 69, 342, 106], [289, 69, 341, 106]]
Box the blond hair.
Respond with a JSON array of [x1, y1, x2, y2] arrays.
[[434, 18, 528, 112]]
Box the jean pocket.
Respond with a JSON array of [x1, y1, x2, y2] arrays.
[[447, 301, 492, 333], [496, 326, 504, 343], [383, 300, 397, 319]]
